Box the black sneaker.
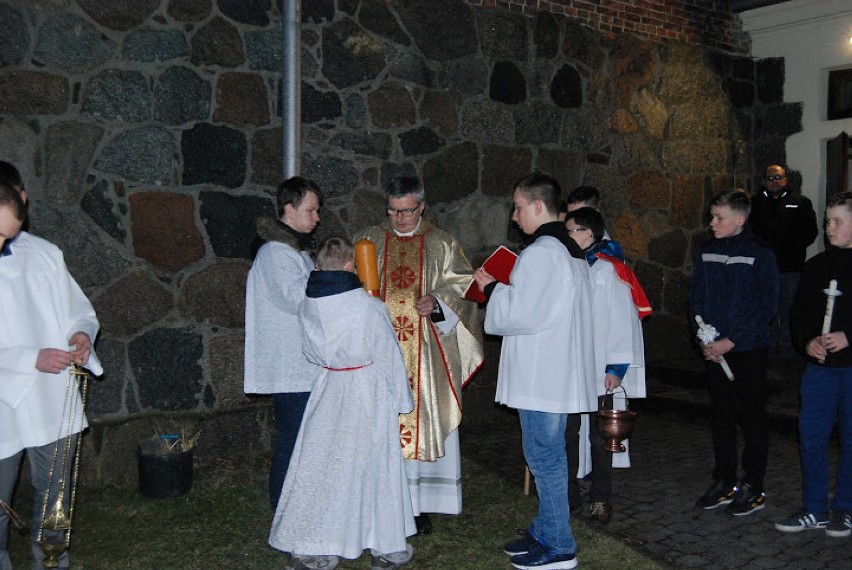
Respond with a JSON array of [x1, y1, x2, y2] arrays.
[[510, 542, 578, 570], [695, 480, 736, 510], [826, 510, 852, 538], [504, 529, 538, 556], [775, 507, 829, 533], [725, 483, 765, 516]]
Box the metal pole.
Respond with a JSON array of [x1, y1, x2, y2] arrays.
[[282, 0, 301, 178]]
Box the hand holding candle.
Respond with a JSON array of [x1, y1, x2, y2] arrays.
[[695, 315, 735, 381], [354, 238, 380, 297], [818, 279, 842, 364]]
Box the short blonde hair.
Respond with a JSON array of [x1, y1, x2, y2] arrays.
[[316, 237, 354, 270]]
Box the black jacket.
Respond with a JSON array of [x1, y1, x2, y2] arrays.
[[748, 190, 818, 273]]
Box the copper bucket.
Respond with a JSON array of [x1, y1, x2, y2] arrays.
[[596, 385, 638, 453]]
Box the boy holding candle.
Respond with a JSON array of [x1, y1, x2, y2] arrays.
[[776, 192, 852, 537], [270, 237, 416, 570], [688, 189, 779, 516]]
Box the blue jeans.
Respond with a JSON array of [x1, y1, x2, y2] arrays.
[[519, 409, 576, 555], [269, 391, 310, 512], [800, 364, 852, 514]]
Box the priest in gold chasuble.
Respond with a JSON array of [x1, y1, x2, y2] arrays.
[[355, 178, 484, 524]]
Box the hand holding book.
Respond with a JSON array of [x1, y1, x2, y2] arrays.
[[463, 245, 518, 303]]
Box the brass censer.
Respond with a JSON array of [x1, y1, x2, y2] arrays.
[[37, 364, 89, 569], [596, 385, 638, 453]]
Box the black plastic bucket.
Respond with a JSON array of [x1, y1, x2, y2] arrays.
[[137, 446, 193, 499]]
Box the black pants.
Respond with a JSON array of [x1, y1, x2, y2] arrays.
[[707, 348, 769, 489], [566, 395, 613, 507]]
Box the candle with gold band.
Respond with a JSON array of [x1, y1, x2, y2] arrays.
[[354, 238, 380, 297]]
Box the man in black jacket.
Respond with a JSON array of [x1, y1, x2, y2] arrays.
[[749, 164, 818, 358]]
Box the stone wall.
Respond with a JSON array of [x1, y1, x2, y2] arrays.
[[0, 0, 800, 482]]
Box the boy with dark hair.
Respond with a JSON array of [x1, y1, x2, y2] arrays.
[[0, 175, 102, 570], [474, 171, 595, 570], [270, 237, 416, 570], [776, 192, 852, 536], [689, 189, 779, 516], [565, 186, 601, 210]]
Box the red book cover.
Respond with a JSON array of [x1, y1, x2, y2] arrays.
[[463, 245, 518, 303]]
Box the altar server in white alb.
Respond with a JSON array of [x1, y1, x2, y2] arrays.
[[564, 207, 651, 525], [474, 172, 595, 570], [270, 237, 416, 570], [0, 169, 103, 570]]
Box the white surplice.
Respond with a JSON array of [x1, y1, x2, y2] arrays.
[[269, 283, 416, 559]]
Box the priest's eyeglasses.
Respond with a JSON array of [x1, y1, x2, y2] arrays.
[[386, 203, 422, 217], [764, 174, 785, 181]]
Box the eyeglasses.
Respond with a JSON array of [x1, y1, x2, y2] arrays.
[[566, 227, 589, 233], [764, 175, 786, 181], [386, 203, 422, 217]]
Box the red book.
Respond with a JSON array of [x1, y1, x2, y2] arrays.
[[463, 245, 518, 303]]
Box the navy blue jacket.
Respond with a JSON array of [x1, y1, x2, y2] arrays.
[[688, 228, 780, 352]]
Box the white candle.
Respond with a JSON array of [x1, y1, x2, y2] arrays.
[[695, 315, 735, 381]]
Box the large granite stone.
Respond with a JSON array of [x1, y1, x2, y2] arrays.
[[167, 0, 212, 22], [534, 11, 559, 59], [396, 0, 477, 62], [612, 211, 646, 259], [0, 119, 46, 199], [438, 195, 512, 255], [561, 20, 603, 70], [45, 121, 104, 205], [380, 161, 417, 191], [250, 127, 282, 187], [27, 202, 133, 291], [200, 192, 274, 259], [630, 88, 669, 140], [330, 131, 393, 158], [130, 327, 204, 411], [725, 78, 755, 109], [122, 29, 188, 62], [386, 45, 431, 86], [668, 99, 728, 139], [153, 66, 211, 125], [612, 35, 657, 106], [245, 29, 283, 72], [347, 187, 388, 234], [179, 261, 250, 327], [190, 16, 245, 67], [303, 153, 359, 199], [611, 134, 659, 175], [34, 14, 115, 72], [218, 0, 270, 26], [322, 18, 387, 89], [344, 93, 367, 128], [359, 0, 411, 46], [209, 333, 250, 409], [648, 228, 688, 269], [78, 0, 158, 31], [629, 170, 670, 210], [82, 180, 127, 242], [214, 72, 269, 126], [436, 56, 488, 96], [368, 81, 416, 128], [95, 127, 178, 186], [550, 64, 583, 108], [659, 44, 719, 104], [757, 102, 802, 137], [419, 90, 458, 135], [129, 191, 205, 271], [460, 99, 514, 143], [756, 57, 784, 104], [607, 108, 639, 134], [82, 70, 151, 122], [490, 61, 527, 105], [671, 176, 704, 230], [182, 123, 247, 188], [538, 148, 585, 196], [0, 71, 69, 115], [399, 126, 445, 156], [302, 0, 335, 23], [93, 271, 173, 336], [422, 142, 478, 203], [303, 82, 343, 123], [0, 3, 28, 66], [476, 9, 527, 60], [481, 144, 532, 197], [514, 103, 560, 144], [86, 338, 126, 416]]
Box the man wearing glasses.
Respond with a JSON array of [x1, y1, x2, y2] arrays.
[[355, 177, 484, 536], [749, 164, 818, 358]]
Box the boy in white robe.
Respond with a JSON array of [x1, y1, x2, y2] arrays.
[[270, 237, 416, 570], [0, 172, 102, 570]]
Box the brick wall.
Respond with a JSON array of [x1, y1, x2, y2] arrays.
[[465, 0, 751, 54]]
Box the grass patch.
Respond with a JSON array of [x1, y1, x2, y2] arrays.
[[8, 457, 664, 569]]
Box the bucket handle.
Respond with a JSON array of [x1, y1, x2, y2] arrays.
[[599, 384, 630, 412]]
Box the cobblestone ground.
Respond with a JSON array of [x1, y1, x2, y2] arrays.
[[461, 411, 852, 569]]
